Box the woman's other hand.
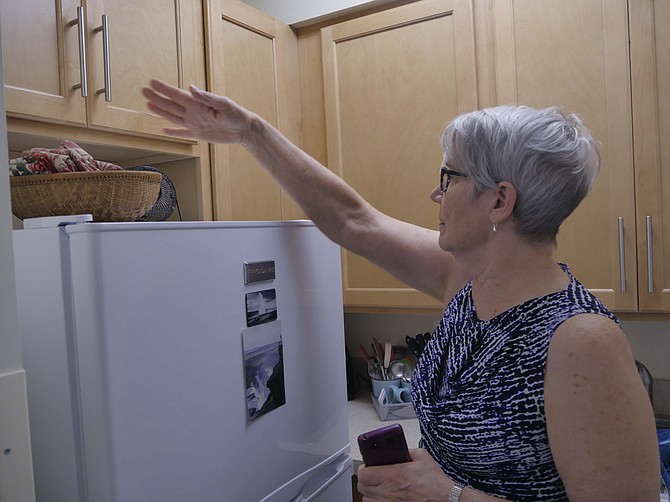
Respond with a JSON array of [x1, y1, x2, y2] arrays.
[[356, 448, 452, 501], [142, 79, 253, 146]]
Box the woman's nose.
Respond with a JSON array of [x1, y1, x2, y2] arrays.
[[429, 185, 443, 203]]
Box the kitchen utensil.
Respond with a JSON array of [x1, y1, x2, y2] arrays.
[[372, 337, 384, 362], [388, 360, 405, 380], [367, 359, 383, 380], [405, 335, 421, 358], [401, 354, 417, 382], [402, 363, 413, 383], [400, 354, 417, 369], [635, 359, 654, 406], [370, 343, 381, 365], [416, 333, 427, 351], [383, 340, 392, 376]]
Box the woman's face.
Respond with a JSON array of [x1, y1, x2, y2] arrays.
[[430, 165, 492, 254]]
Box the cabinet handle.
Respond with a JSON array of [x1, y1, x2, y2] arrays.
[[93, 15, 112, 102], [617, 217, 626, 293], [68, 6, 88, 97], [646, 216, 653, 293]]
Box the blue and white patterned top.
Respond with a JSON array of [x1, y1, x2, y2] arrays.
[[411, 264, 618, 501]]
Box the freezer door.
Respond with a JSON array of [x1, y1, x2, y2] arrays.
[[64, 222, 350, 502], [261, 448, 352, 502], [308, 465, 354, 502]]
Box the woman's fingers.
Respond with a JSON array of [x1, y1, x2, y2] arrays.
[[148, 78, 192, 104], [142, 89, 185, 122], [145, 100, 184, 124]]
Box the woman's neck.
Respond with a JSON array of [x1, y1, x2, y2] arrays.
[[462, 238, 569, 321]]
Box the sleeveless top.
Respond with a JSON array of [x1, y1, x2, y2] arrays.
[[411, 264, 619, 501]]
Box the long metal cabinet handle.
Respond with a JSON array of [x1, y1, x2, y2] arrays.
[[646, 216, 653, 293], [94, 15, 112, 102], [617, 217, 626, 293], [69, 6, 88, 97]]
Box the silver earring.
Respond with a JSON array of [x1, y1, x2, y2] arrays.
[[492, 221, 497, 233]]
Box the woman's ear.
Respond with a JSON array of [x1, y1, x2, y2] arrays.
[[490, 181, 517, 224]]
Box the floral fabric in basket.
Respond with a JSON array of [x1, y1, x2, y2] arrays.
[[9, 140, 122, 176]]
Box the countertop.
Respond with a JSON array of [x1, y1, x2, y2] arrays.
[[347, 391, 421, 469]]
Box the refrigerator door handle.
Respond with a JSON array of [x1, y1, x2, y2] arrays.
[[291, 452, 352, 502]]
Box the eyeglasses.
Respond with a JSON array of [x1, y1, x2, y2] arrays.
[[439, 166, 468, 192]]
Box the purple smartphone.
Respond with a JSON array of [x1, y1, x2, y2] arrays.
[[357, 423, 412, 466]]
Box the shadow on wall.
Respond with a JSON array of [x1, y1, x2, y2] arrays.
[[344, 313, 441, 358], [622, 321, 670, 381]]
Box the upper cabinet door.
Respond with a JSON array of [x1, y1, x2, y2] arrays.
[[493, 0, 637, 311], [86, 0, 194, 139], [1, 0, 87, 125], [208, 0, 301, 221], [321, 0, 477, 309], [1, 0, 202, 141], [630, 0, 670, 311]]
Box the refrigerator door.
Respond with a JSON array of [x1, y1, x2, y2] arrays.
[[13, 227, 85, 502], [16, 221, 352, 502]]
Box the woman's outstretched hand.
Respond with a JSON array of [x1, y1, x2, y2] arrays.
[[142, 79, 253, 146]]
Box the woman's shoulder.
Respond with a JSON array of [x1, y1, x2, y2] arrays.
[[550, 313, 630, 364]]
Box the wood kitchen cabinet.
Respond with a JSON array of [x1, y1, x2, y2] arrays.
[[1, 0, 203, 142], [296, 0, 669, 314], [2, 0, 214, 222], [630, 0, 670, 311], [491, 0, 637, 311], [318, 0, 477, 309], [491, 0, 670, 313], [206, 0, 303, 221]]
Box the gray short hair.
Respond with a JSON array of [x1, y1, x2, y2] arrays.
[[441, 105, 600, 245]]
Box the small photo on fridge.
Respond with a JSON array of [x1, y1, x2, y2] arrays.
[[242, 321, 286, 423], [245, 288, 277, 327]]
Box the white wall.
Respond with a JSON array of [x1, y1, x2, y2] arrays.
[[0, 22, 36, 501], [621, 321, 670, 380], [240, 0, 392, 26]]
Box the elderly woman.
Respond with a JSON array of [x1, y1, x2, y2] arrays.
[[143, 79, 659, 501]]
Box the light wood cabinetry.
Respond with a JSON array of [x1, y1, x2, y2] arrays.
[[2, 0, 213, 222], [630, 0, 670, 311], [491, 0, 669, 313], [319, 0, 477, 309], [296, 0, 669, 314], [491, 0, 636, 311], [206, 0, 303, 221], [1, 0, 85, 125], [1, 0, 202, 142]]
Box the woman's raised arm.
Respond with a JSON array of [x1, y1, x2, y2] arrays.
[[142, 79, 459, 302]]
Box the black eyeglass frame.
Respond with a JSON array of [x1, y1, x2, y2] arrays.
[[439, 166, 468, 192]]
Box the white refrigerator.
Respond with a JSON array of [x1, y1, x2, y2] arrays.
[[12, 217, 352, 502]]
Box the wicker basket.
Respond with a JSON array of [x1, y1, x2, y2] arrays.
[[10, 170, 162, 222]]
